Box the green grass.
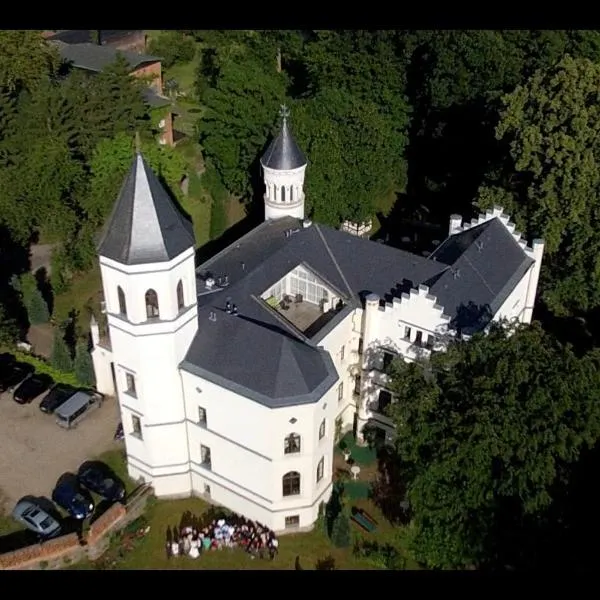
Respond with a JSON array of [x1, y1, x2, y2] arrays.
[[165, 57, 200, 98], [69, 496, 416, 570], [337, 433, 377, 466]]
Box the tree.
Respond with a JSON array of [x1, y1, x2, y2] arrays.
[[18, 273, 49, 326], [386, 321, 600, 569], [148, 31, 196, 69], [0, 302, 18, 345], [196, 40, 287, 200], [477, 55, 600, 316], [293, 87, 409, 224], [74, 341, 95, 387], [330, 511, 351, 548], [51, 330, 73, 372], [0, 30, 59, 92]]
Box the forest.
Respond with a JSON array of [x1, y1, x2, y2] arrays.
[[2, 29, 600, 569]]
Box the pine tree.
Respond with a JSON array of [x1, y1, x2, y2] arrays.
[[51, 330, 73, 372], [330, 511, 351, 548], [74, 341, 95, 387]]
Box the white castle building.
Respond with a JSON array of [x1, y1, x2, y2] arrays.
[[90, 111, 544, 532]]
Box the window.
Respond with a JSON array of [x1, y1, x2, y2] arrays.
[[358, 338, 364, 355], [378, 390, 393, 412], [200, 445, 212, 470], [382, 351, 395, 370], [282, 472, 301, 497], [339, 345, 345, 362], [145, 289, 160, 319], [319, 419, 326, 440], [281, 186, 286, 202], [337, 382, 344, 403], [354, 375, 361, 395], [203, 484, 211, 497], [415, 330, 423, 346], [285, 515, 300, 529], [316, 457, 324, 483], [131, 415, 142, 439], [125, 373, 136, 397], [426, 334, 435, 349], [198, 406, 207, 427], [404, 326, 411, 340], [117, 286, 127, 317], [177, 280, 185, 312], [284, 433, 301, 454]]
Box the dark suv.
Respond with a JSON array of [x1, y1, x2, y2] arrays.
[[52, 474, 95, 520], [14, 373, 54, 404], [78, 461, 126, 504], [39, 384, 76, 414]]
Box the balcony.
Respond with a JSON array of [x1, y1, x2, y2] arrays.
[[270, 295, 344, 338]]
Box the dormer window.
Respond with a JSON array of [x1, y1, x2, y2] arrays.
[[145, 289, 160, 319]]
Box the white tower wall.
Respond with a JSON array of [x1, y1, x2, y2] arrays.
[[263, 164, 306, 221]]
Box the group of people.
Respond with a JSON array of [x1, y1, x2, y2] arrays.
[[166, 513, 279, 560]]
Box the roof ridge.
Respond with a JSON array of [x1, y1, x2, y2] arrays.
[[313, 225, 355, 299]]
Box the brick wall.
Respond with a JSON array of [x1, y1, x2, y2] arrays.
[[0, 486, 154, 570], [132, 62, 162, 94]]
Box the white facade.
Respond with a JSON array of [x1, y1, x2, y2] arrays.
[[263, 164, 306, 221], [91, 155, 544, 533]]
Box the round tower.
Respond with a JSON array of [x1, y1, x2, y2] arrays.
[[261, 105, 307, 221]]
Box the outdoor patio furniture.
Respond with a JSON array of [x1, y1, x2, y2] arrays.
[[350, 465, 361, 480], [351, 511, 376, 533]]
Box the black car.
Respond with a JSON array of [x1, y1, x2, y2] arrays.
[[13, 373, 54, 404], [52, 474, 95, 520], [39, 384, 76, 414], [0, 352, 14, 373], [78, 461, 126, 504], [0, 361, 34, 393]]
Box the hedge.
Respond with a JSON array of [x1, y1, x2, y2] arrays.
[[8, 349, 80, 387]]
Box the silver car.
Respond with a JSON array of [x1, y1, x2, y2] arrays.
[[12, 497, 62, 538]]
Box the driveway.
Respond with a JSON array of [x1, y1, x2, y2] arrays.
[[0, 391, 121, 511]]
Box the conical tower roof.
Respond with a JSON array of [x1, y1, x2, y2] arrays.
[[261, 106, 307, 171], [97, 153, 195, 265]]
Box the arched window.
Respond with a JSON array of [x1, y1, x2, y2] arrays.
[[316, 457, 324, 483], [290, 186, 294, 202], [117, 286, 127, 317], [319, 418, 326, 440], [145, 289, 160, 319], [281, 186, 286, 202], [177, 280, 185, 312], [284, 433, 301, 455], [282, 471, 301, 497]]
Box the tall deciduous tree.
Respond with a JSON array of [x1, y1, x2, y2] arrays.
[[196, 41, 287, 200], [385, 321, 600, 569], [477, 55, 600, 316]]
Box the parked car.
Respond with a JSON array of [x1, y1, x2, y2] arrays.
[[13, 373, 54, 404], [39, 384, 76, 414], [0, 352, 14, 373], [52, 474, 95, 520], [0, 362, 34, 393], [78, 461, 126, 504], [12, 497, 62, 538]]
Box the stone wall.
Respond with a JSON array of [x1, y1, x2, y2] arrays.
[[0, 485, 153, 570]]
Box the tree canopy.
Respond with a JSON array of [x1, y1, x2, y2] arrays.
[[385, 322, 600, 569]]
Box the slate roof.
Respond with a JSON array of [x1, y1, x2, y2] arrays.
[[52, 41, 161, 73], [97, 154, 195, 265], [179, 213, 534, 407], [261, 118, 307, 171]]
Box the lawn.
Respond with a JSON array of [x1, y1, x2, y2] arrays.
[[69, 494, 417, 570]]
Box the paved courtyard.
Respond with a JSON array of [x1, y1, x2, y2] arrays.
[[0, 390, 121, 511]]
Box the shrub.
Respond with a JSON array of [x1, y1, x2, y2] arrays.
[[19, 273, 49, 325], [51, 330, 73, 372], [315, 555, 336, 570], [330, 512, 351, 548], [11, 350, 79, 386], [74, 341, 95, 387]]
